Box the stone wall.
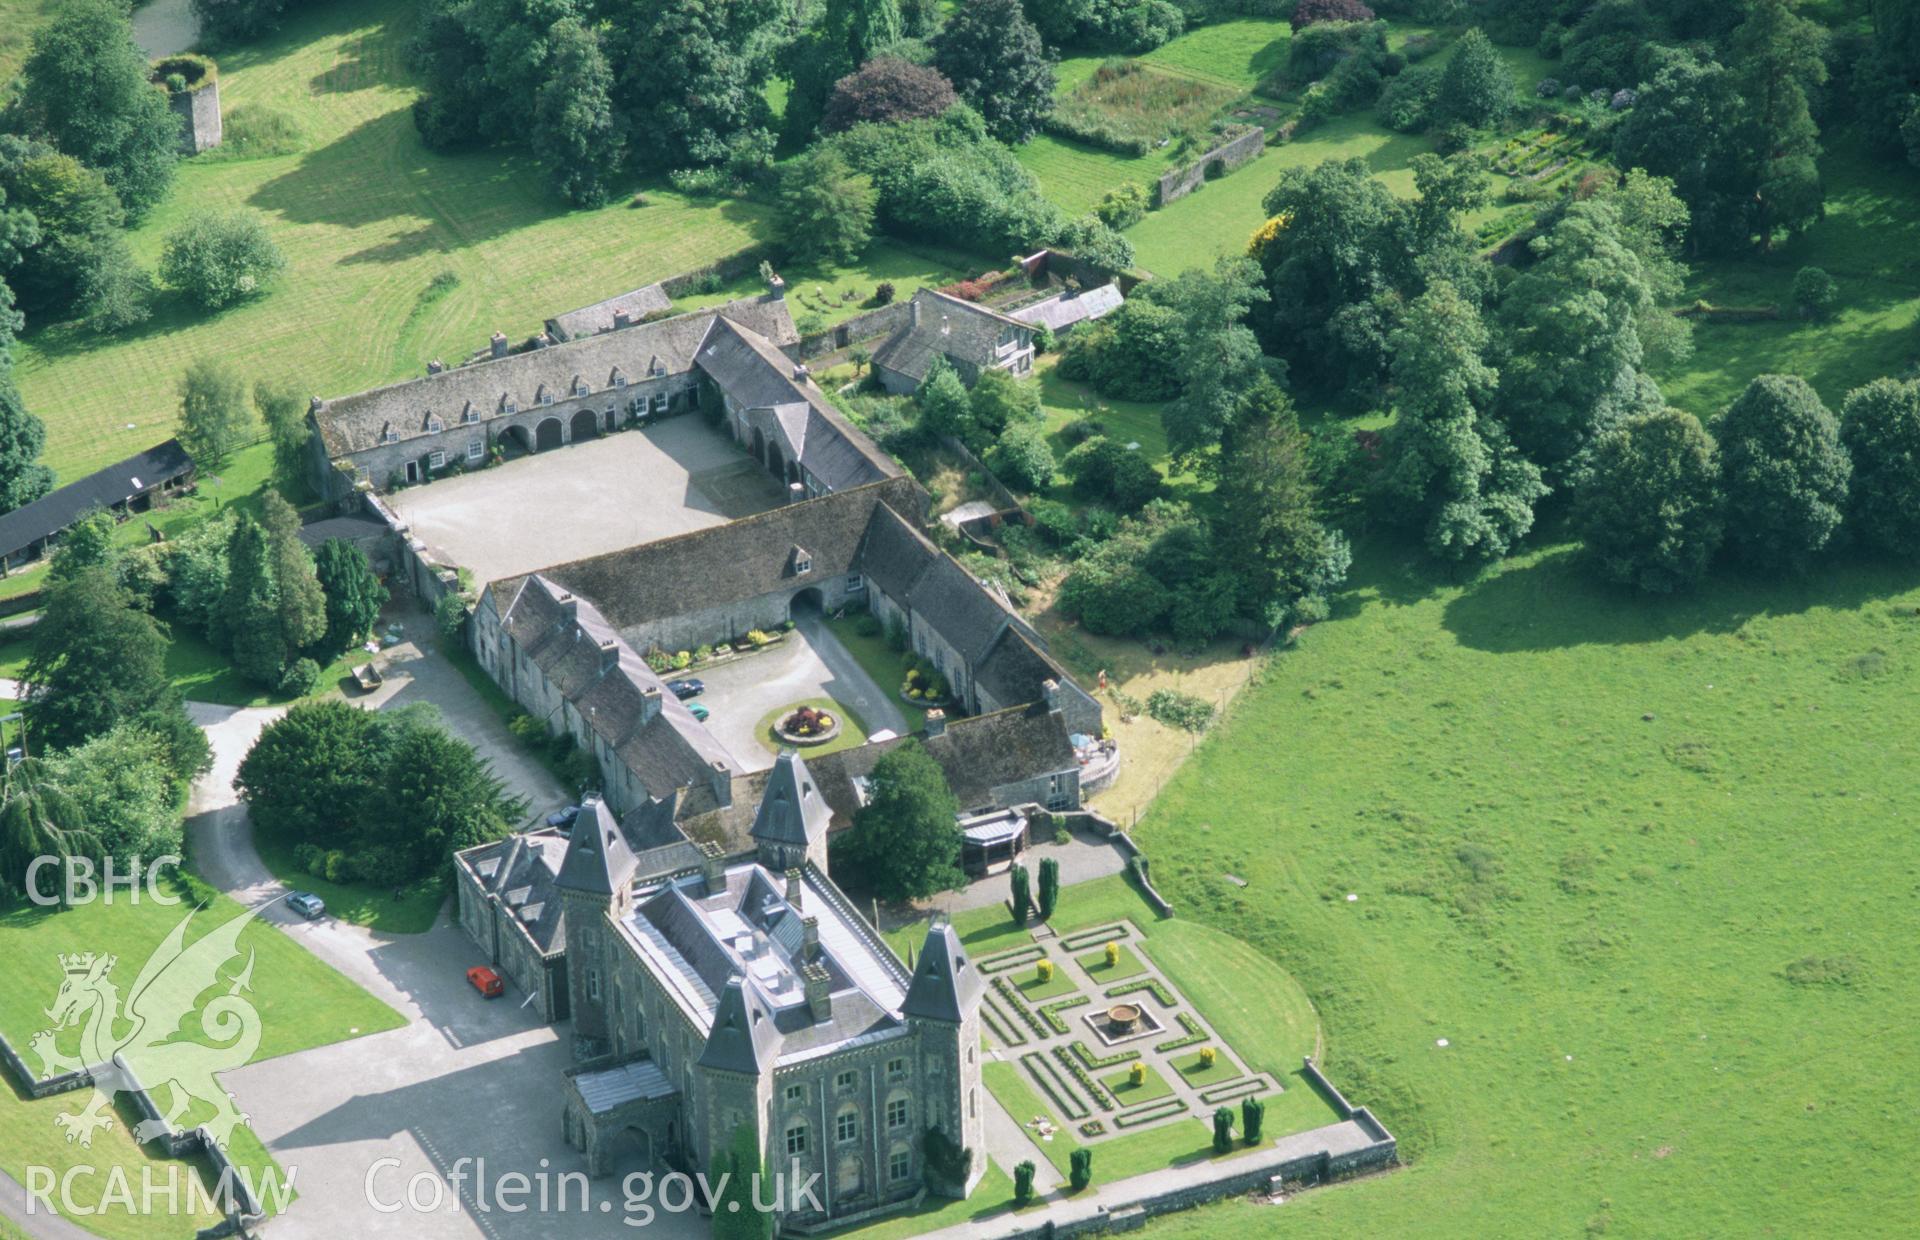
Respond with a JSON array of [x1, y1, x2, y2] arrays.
[[168, 81, 222, 155], [0, 1029, 93, 1100], [1155, 127, 1266, 207], [660, 248, 773, 299], [791, 301, 913, 362]]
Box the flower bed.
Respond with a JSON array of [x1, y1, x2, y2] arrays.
[[993, 977, 1051, 1039], [772, 703, 841, 746], [1113, 1097, 1188, 1129], [1059, 923, 1131, 952], [1022, 1051, 1090, 1120], [1052, 1044, 1116, 1112], [1153, 1012, 1208, 1052], [982, 997, 1027, 1047], [1198, 1077, 1268, 1106], [979, 945, 1047, 975], [1037, 994, 1090, 1035], [1104, 977, 1176, 1007], [1070, 1040, 1141, 1071]]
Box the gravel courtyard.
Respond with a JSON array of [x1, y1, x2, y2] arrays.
[[386, 419, 785, 587]]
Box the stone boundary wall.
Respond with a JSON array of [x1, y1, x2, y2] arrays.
[[1155, 127, 1266, 207], [361, 490, 461, 612], [1061, 810, 1176, 916], [1018, 248, 1142, 294], [659, 247, 772, 299], [791, 300, 913, 362]]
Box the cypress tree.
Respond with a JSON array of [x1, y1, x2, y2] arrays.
[[1010, 862, 1031, 924], [1036, 855, 1060, 921], [222, 513, 286, 685]]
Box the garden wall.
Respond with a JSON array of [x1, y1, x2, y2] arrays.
[[659, 247, 773, 299], [1155, 127, 1266, 207], [791, 301, 913, 362], [0, 1028, 95, 1099]]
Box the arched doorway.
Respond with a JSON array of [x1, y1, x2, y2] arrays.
[[791, 587, 825, 620], [499, 425, 533, 458], [600, 1126, 653, 1179], [536, 417, 564, 452], [570, 409, 599, 442]]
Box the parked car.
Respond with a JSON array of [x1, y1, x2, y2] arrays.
[[466, 965, 505, 999], [546, 805, 580, 828], [688, 702, 710, 722], [667, 678, 705, 699], [285, 892, 326, 921]]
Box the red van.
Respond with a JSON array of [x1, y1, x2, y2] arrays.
[[466, 965, 505, 999]]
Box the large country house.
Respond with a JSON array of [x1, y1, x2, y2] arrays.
[[455, 755, 987, 1232]]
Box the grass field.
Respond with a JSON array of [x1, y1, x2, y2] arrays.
[[1656, 137, 1920, 421], [1121, 533, 1920, 1236], [12, 0, 773, 486], [250, 829, 448, 933], [0, 875, 403, 1238]]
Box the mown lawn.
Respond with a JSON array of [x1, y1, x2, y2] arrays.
[[0, 875, 403, 1238], [821, 614, 928, 732], [1656, 137, 1920, 421], [752, 696, 872, 761], [1128, 533, 1920, 1236], [12, 0, 772, 486], [250, 829, 448, 934]]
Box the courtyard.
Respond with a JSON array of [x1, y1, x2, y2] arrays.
[[690, 610, 910, 773], [384, 417, 786, 588]]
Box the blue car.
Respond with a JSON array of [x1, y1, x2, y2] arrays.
[[667, 679, 705, 699], [546, 805, 580, 828], [285, 892, 326, 921]]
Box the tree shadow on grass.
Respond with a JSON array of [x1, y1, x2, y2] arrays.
[[1442, 545, 1920, 653]]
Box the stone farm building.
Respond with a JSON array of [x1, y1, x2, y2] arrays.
[[455, 756, 987, 1231], [0, 438, 195, 571], [871, 289, 1035, 395]]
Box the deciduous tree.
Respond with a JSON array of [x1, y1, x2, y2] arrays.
[[822, 58, 957, 133], [178, 357, 253, 472], [840, 739, 963, 900], [1838, 377, 1920, 557], [935, 0, 1057, 143], [774, 149, 874, 265], [533, 17, 621, 207], [1573, 408, 1724, 593], [160, 209, 286, 310], [1717, 374, 1850, 571], [1730, 0, 1827, 248], [1434, 28, 1513, 129], [24, 569, 174, 753], [18, 0, 178, 219]]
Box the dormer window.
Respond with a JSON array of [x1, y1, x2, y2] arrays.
[[501, 395, 516, 414], [462, 402, 479, 424], [426, 415, 443, 433], [648, 355, 665, 377], [791, 545, 812, 575], [538, 385, 554, 406], [382, 424, 399, 444], [610, 368, 627, 389], [575, 377, 590, 397]]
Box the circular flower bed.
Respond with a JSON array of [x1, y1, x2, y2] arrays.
[[773, 704, 842, 746], [901, 660, 953, 707]]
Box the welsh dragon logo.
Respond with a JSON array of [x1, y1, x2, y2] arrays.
[[30, 905, 263, 1151]]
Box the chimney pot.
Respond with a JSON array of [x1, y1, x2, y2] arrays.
[[785, 867, 803, 910], [698, 840, 726, 893], [599, 640, 620, 675], [924, 708, 946, 737], [801, 915, 820, 961]]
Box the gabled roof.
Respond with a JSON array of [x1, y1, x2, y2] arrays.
[[556, 795, 638, 896], [546, 282, 672, 341], [313, 296, 796, 457], [0, 438, 193, 560], [901, 920, 982, 1024], [750, 750, 831, 851], [696, 315, 900, 493], [806, 703, 1079, 823], [489, 476, 925, 635], [698, 977, 782, 1075], [871, 289, 1029, 384], [455, 825, 571, 954]]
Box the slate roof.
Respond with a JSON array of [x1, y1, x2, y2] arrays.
[[573, 1059, 676, 1114], [313, 296, 796, 457], [698, 977, 783, 1075], [901, 921, 983, 1024], [1009, 283, 1125, 332], [750, 750, 832, 852], [972, 625, 1060, 709], [0, 439, 193, 560], [457, 825, 570, 954], [556, 795, 638, 895], [496, 575, 741, 798], [871, 289, 1030, 384], [859, 503, 1029, 666], [805, 703, 1079, 823], [491, 476, 925, 634], [695, 316, 900, 492], [546, 283, 672, 341]]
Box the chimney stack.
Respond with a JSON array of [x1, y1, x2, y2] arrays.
[[1041, 679, 1060, 711], [924, 708, 946, 737], [640, 685, 663, 722], [801, 916, 819, 962], [802, 962, 831, 1022], [698, 840, 726, 893], [910, 296, 921, 328], [308, 396, 325, 415], [785, 867, 804, 910], [598, 640, 620, 675], [427, 359, 445, 376], [613, 310, 632, 329], [767, 271, 786, 300], [490, 331, 508, 359]]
